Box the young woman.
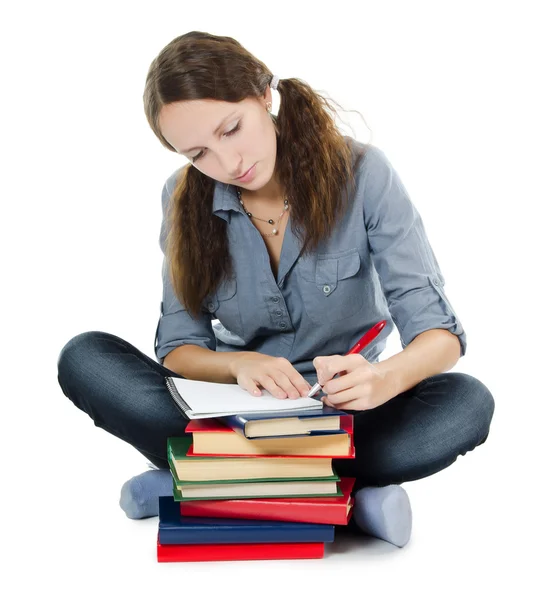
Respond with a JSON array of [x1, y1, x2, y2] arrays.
[[57, 31, 494, 548]]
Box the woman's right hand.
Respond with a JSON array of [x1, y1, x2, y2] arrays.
[[229, 352, 312, 399]]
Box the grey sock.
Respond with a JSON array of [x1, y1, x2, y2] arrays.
[[352, 484, 412, 548], [119, 469, 173, 519]]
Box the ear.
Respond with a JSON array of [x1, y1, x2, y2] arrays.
[[263, 84, 272, 105]]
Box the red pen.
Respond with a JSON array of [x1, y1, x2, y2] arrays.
[[306, 320, 387, 398]]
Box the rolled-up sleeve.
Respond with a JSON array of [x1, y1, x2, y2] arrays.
[[361, 146, 467, 356], [154, 169, 216, 363]]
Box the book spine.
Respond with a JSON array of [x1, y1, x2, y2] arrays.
[[159, 524, 334, 545], [157, 539, 325, 562], [179, 500, 351, 525], [188, 442, 354, 458], [219, 414, 247, 436]]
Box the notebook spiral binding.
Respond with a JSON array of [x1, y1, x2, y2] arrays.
[[165, 377, 191, 418]]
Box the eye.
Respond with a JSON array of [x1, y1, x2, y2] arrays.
[[224, 122, 241, 137], [190, 121, 241, 163]]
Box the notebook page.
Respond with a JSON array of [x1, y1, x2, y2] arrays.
[[169, 378, 322, 414]]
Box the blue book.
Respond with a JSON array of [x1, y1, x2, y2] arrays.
[[158, 496, 335, 545], [220, 405, 347, 439]]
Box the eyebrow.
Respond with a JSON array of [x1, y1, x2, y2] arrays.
[[179, 111, 239, 153]]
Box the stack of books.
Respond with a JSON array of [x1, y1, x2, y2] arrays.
[[157, 377, 356, 562]]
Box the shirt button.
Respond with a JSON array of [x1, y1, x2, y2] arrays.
[[279, 322, 286, 329], [323, 284, 332, 294], [271, 296, 280, 303], [433, 277, 441, 286], [207, 302, 215, 312], [275, 310, 283, 316]]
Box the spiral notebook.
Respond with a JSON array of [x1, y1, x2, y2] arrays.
[[165, 377, 323, 420]]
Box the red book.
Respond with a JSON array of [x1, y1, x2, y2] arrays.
[[179, 477, 356, 525], [157, 536, 324, 562], [185, 416, 355, 458]]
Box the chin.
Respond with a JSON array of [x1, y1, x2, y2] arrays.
[[248, 168, 275, 191]]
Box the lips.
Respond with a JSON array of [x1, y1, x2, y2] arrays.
[[236, 167, 253, 179], [236, 165, 254, 180]]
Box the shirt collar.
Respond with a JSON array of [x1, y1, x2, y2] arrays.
[[212, 181, 242, 222]]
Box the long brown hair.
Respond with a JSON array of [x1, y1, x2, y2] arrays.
[[144, 31, 363, 317]]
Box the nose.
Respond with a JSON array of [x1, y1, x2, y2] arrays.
[[218, 151, 243, 180]]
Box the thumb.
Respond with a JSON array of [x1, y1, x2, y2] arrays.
[[313, 356, 326, 370], [313, 356, 329, 383]]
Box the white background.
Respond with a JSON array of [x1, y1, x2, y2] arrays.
[[2, 1, 550, 598]]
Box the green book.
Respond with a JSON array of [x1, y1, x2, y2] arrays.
[[168, 457, 339, 486], [172, 479, 344, 502], [167, 436, 339, 483]]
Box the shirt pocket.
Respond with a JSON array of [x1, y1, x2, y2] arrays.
[[297, 248, 366, 324], [203, 276, 244, 338]]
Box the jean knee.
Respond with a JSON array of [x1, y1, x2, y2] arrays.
[[452, 373, 495, 445], [57, 331, 112, 387]]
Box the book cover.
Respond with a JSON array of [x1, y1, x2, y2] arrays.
[[157, 535, 325, 562], [179, 477, 356, 525], [159, 496, 335, 544], [185, 417, 355, 458], [219, 406, 348, 439]]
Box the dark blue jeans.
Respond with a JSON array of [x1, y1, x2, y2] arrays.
[[57, 331, 494, 489]]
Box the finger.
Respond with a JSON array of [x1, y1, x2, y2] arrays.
[[256, 374, 288, 399], [237, 375, 263, 397], [285, 369, 312, 397], [312, 355, 339, 385], [322, 396, 336, 408], [315, 354, 365, 384], [268, 370, 304, 399], [328, 398, 369, 411], [326, 383, 371, 406], [323, 368, 370, 395], [273, 358, 311, 397]]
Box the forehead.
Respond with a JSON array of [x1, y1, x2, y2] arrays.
[[160, 98, 233, 124], [159, 99, 249, 153]]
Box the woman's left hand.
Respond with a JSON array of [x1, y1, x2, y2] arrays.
[[312, 354, 400, 410]]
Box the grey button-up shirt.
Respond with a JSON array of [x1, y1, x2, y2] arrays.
[[155, 138, 466, 382]]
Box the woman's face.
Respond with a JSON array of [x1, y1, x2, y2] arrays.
[[158, 88, 277, 192]]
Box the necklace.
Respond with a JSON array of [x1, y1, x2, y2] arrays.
[[236, 187, 290, 237]]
